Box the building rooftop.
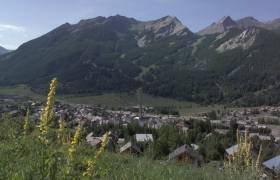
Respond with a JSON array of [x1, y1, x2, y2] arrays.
[[225, 144, 239, 155], [263, 155, 280, 172], [135, 134, 153, 142]]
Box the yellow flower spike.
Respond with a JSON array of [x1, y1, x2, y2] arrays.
[[225, 130, 262, 175], [38, 78, 58, 144], [68, 124, 82, 162], [244, 129, 248, 144], [256, 145, 262, 170], [83, 132, 109, 177], [66, 124, 82, 175], [23, 109, 31, 135], [57, 117, 66, 144]]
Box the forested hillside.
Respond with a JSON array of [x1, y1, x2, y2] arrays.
[[1, 15, 280, 106]]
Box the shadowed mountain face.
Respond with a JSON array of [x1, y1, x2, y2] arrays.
[[0, 15, 280, 106]]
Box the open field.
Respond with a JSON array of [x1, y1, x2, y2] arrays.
[[0, 85, 224, 115], [0, 85, 43, 100]]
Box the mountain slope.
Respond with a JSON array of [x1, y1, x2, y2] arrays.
[[0, 46, 10, 55], [0, 15, 194, 94]]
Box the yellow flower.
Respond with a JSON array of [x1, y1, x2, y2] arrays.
[[256, 145, 262, 169], [68, 124, 82, 162], [83, 132, 109, 177], [23, 109, 31, 135], [38, 78, 57, 144], [57, 117, 66, 144], [225, 129, 262, 175]]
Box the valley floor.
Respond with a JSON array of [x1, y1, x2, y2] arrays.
[[0, 85, 223, 115]]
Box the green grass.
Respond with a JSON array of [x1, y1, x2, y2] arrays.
[[0, 85, 225, 115], [0, 85, 43, 99], [60, 93, 197, 108], [95, 154, 255, 180]]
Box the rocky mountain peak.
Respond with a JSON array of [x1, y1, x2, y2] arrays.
[[143, 15, 188, 37], [236, 16, 264, 29], [132, 15, 190, 47], [219, 16, 236, 26], [158, 15, 181, 23], [77, 15, 137, 27], [77, 16, 107, 26], [198, 16, 237, 35]]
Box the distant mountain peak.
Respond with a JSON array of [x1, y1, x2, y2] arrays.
[[198, 16, 237, 35], [219, 16, 234, 24], [220, 16, 236, 28], [199, 15, 280, 36], [236, 16, 264, 29], [159, 15, 179, 22], [132, 15, 190, 47], [0, 46, 10, 55], [147, 15, 189, 36], [265, 18, 280, 30], [77, 15, 137, 27]]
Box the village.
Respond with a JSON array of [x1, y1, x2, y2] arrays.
[[0, 94, 279, 177]]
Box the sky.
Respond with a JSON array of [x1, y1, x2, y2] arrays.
[[0, 0, 280, 49]]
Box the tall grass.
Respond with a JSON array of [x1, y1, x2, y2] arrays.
[[23, 109, 31, 135], [224, 129, 262, 177]]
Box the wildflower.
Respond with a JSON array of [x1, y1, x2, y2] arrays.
[[66, 124, 82, 175], [225, 129, 263, 176], [256, 145, 262, 169], [68, 124, 82, 162], [83, 132, 109, 177], [57, 117, 66, 144], [23, 109, 31, 135], [38, 78, 57, 144]]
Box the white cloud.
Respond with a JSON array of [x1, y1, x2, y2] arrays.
[[0, 24, 25, 32], [0, 23, 28, 49]]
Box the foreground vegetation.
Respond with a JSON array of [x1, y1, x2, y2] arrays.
[[0, 116, 260, 180]]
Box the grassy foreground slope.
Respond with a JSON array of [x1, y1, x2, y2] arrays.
[[0, 116, 257, 180]]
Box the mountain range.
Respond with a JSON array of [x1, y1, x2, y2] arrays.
[[198, 16, 280, 35], [0, 15, 280, 106]]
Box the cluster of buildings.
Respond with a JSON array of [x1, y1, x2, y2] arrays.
[[192, 107, 280, 143]]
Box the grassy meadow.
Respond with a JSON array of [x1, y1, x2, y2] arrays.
[[0, 85, 224, 115]]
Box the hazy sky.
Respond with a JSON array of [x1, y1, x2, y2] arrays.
[[0, 0, 280, 49]]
